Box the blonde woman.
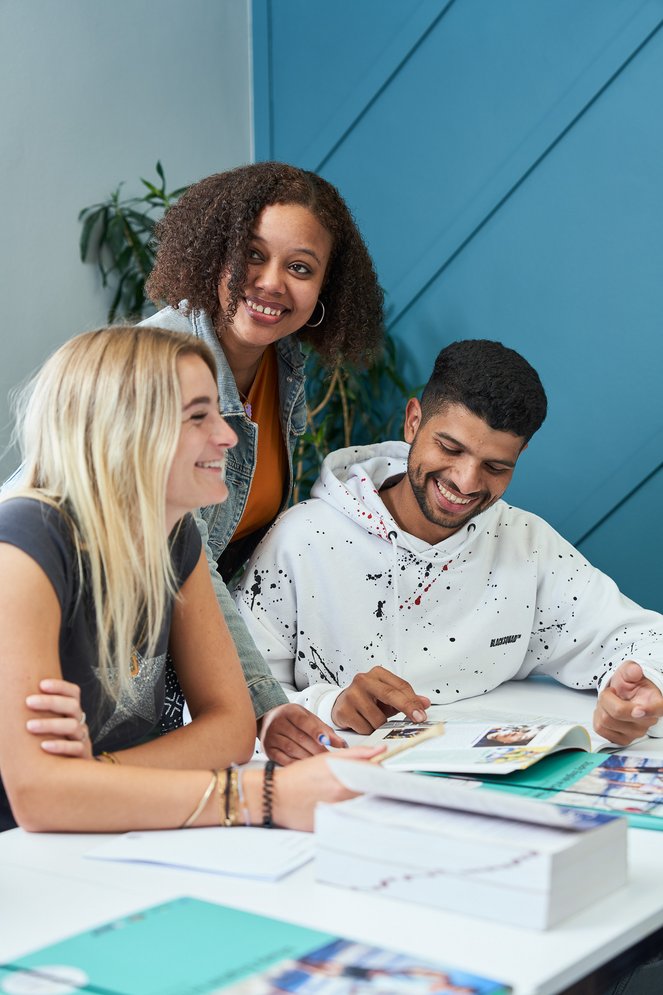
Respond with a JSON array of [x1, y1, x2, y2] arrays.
[[0, 326, 375, 833]]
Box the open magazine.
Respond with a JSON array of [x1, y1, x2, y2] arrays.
[[368, 708, 615, 775], [457, 750, 663, 830]]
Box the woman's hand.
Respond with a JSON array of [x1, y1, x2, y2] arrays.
[[25, 678, 93, 759], [272, 746, 384, 832]]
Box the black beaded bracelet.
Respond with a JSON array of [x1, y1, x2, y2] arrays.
[[262, 760, 276, 828]]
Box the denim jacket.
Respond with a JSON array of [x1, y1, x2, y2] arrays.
[[145, 307, 307, 717]]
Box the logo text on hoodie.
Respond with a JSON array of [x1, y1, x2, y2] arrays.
[[490, 633, 523, 647]]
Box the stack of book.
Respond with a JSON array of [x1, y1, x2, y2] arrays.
[[315, 758, 627, 930]]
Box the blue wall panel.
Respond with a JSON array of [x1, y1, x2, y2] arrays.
[[578, 467, 663, 610], [253, 0, 663, 610]]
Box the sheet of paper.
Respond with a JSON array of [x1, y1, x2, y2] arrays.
[[86, 826, 312, 880]]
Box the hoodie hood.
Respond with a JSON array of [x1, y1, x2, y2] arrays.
[[310, 441, 501, 561]]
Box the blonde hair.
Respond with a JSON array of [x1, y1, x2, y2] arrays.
[[7, 325, 217, 700]]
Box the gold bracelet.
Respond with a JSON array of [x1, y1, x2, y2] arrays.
[[217, 770, 227, 827], [181, 771, 218, 829], [227, 767, 239, 827], [217, 767, 241, 826], [97, 751, 119, 765]]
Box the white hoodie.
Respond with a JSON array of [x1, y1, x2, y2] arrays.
[[234, 442, 663, 725]]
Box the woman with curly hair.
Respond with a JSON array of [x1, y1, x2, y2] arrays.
[[144, 162, 384, 765]]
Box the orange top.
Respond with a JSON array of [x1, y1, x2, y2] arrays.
[[233, 346, 288, 542]]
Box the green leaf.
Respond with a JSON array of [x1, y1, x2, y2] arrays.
[[140, 179, 163, 199], [108, 271, 129, 323], [79, 208, 104, 262]]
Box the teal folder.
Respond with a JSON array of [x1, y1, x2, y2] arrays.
[[0, 896, 511, 994]]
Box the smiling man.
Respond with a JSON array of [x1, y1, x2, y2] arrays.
[[234, 340, 663, 746]]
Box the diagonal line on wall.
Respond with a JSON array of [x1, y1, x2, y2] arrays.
[[388, 15, 663, 330], [266, 0, 274, 159], [575, 461, 663, 547], [313, 0, 458, 174]]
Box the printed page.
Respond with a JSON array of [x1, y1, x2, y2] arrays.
[[86, 826, 312, 880]]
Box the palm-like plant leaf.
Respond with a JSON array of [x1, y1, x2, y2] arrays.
[[78, 163, 187, 322]]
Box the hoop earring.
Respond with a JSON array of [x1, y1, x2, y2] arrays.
[[305, 299, 325, 328]]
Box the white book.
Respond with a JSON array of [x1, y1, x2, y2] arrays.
[[315, 762, 627, 929]]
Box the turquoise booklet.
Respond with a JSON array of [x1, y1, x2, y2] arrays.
[[444, 751, 663, 831], [0, 896, 511, 994]]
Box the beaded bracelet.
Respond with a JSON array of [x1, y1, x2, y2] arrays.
[[262, 760, 276, 828]]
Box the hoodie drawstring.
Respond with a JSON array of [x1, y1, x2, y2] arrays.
[[387, 531, 400, 677]]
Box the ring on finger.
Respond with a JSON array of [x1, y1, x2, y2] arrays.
[[78, 711, 86, 726]]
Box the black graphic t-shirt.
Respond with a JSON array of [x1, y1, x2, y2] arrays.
[[0, 498, 201, 831]]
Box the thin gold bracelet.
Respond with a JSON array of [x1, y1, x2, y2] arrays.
[[97, 751, 119, 765], [217, 770, 227, 826], [181, 771, 218, 829], [226, 767, 239, 827]]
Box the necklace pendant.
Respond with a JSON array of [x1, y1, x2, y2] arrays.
[[243, 401, 252, 419]]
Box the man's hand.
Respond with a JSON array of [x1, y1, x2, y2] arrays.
[[331, 666, 431, 734], [259, 703, 347, 765], [594, 661, 663, 745]]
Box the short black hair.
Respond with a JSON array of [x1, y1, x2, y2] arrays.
[[420, 340, 547, 441]]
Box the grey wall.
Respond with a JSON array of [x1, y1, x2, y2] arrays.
[[0, 0, 252, 476]]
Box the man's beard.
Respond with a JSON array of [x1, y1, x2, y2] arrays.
[[407, 464, 492, 534]]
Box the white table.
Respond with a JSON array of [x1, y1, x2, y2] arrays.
[[2, 680, 663, 995]]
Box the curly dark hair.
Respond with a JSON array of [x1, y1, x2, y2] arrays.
[[145, 162, 384, 366], [421, 340, 547, 441]]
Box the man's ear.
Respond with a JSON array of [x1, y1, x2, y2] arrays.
[[404, 398, 422, 443]]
